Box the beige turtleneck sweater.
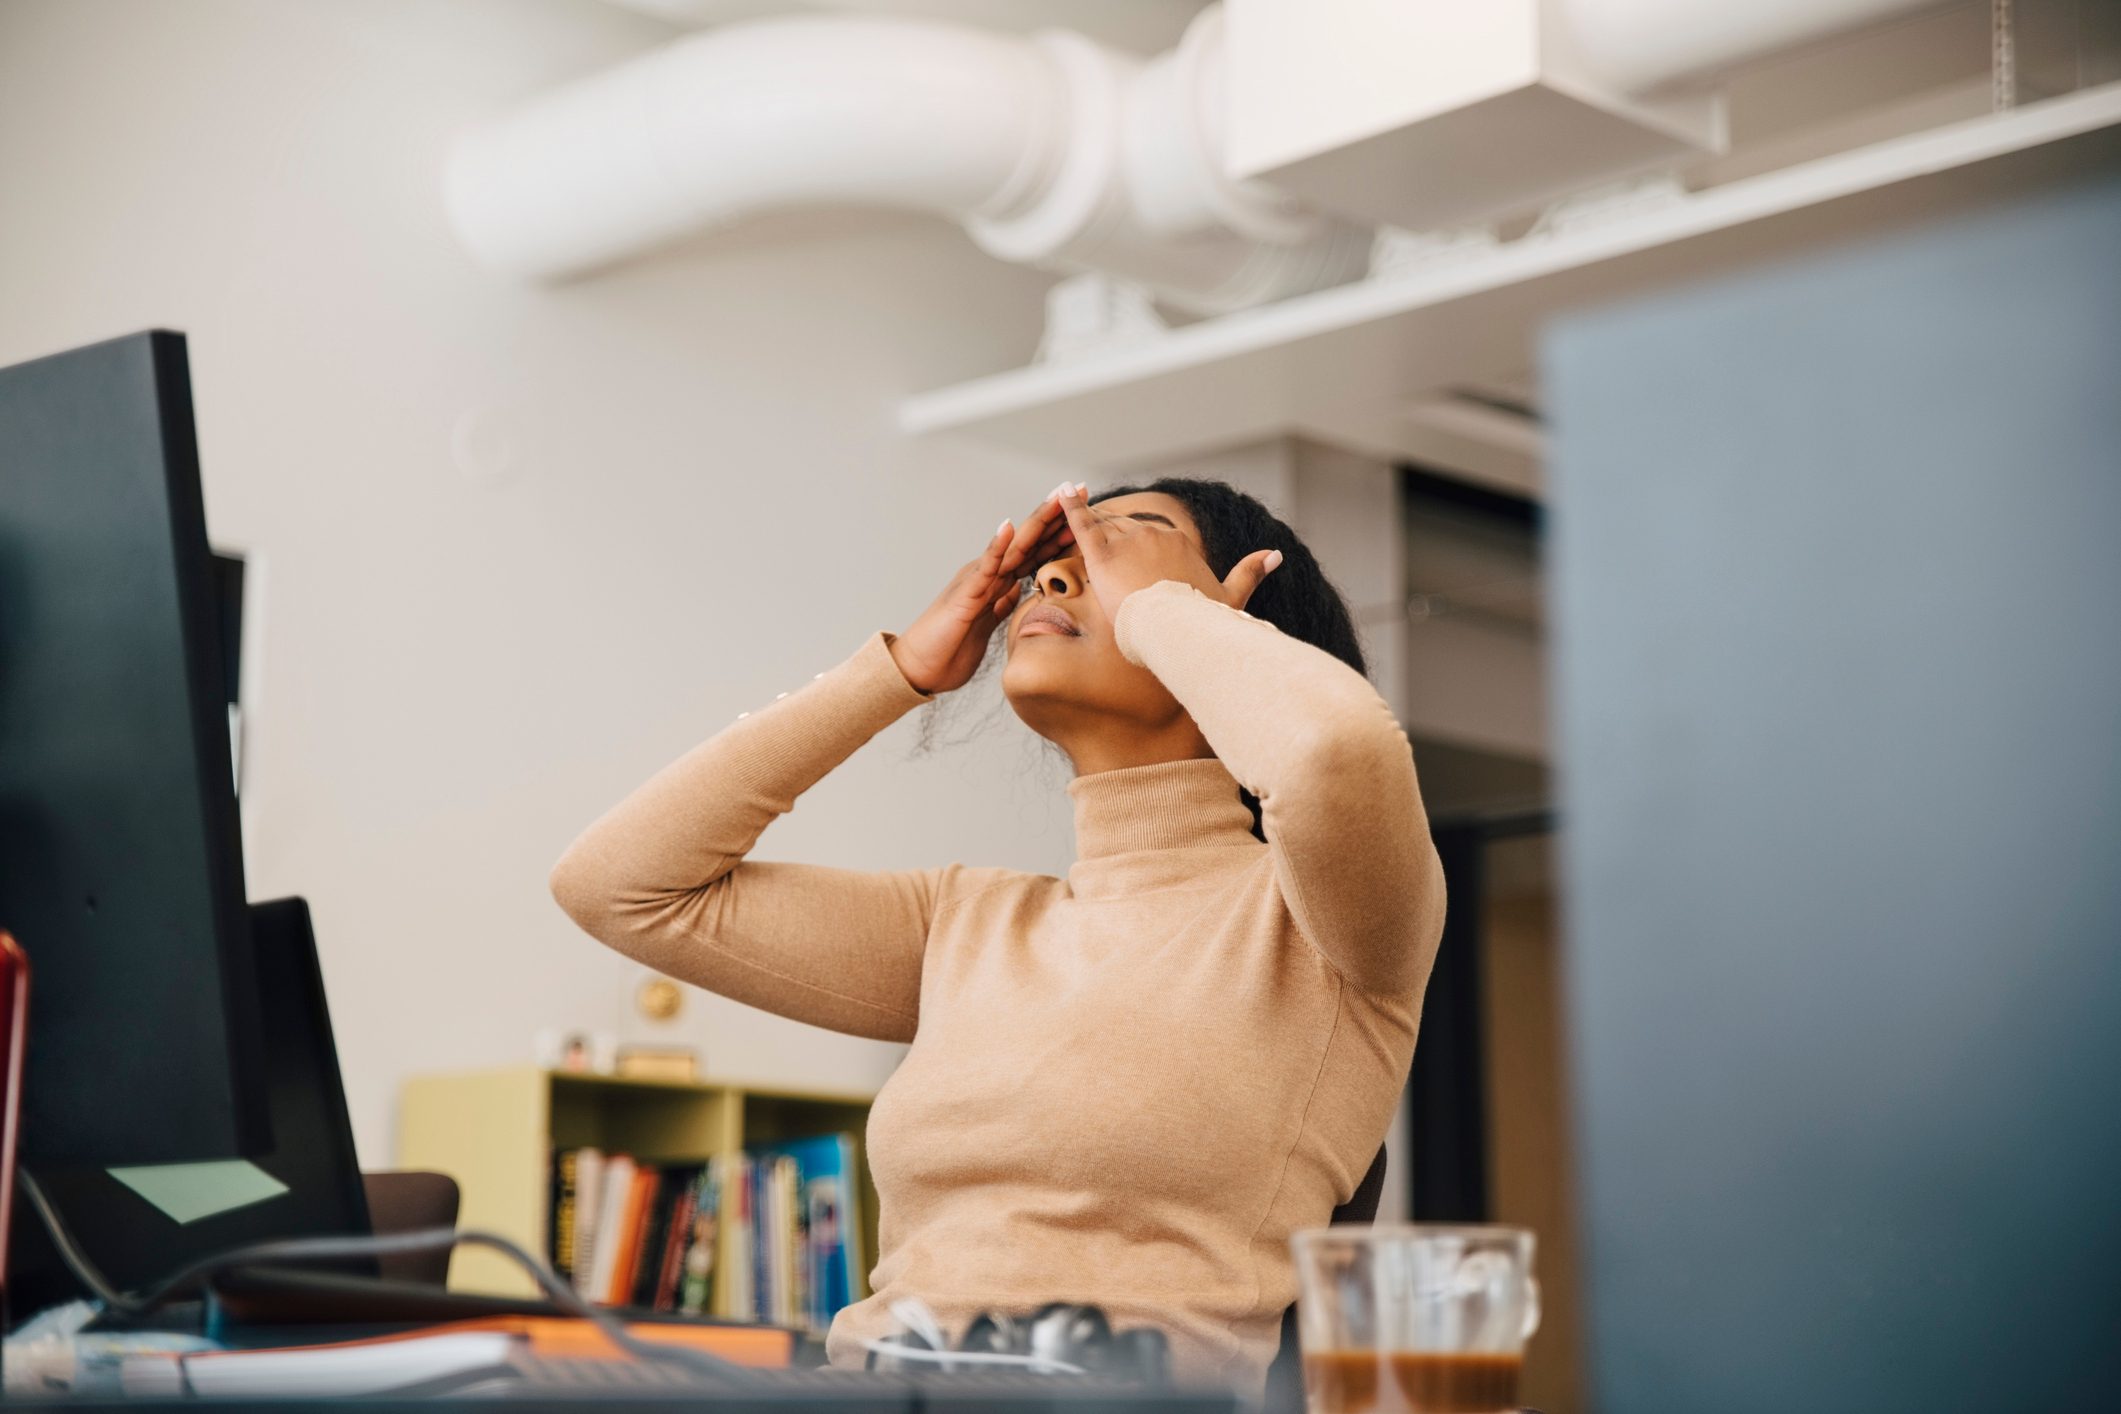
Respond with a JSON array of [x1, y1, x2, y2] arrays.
[[550, 578, 1446, 1394]]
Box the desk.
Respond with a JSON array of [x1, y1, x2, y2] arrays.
[[10, 1325, 1237, 1414], [13, 1381, 1242, 1414]]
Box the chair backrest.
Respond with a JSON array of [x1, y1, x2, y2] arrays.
[[1329, 1144, 1389, 1228], [1261, 1144, 1388, 1412], [360, 1170, 461, 1286]]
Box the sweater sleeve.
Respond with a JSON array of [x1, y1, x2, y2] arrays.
[[549, 629, 943, 1043], [1113, 578, 1446, 996]]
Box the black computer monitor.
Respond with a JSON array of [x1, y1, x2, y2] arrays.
[[0, 330, 270, 1164]]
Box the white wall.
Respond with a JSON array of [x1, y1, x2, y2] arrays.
[[0, 0, 1081, 1164]]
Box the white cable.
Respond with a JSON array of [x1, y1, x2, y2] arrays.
[[888, 1296, 951, 1352], [858, 1337, 1088, 1375]]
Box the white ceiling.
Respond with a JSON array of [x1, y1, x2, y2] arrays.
[[597, 0, 1215, 55]]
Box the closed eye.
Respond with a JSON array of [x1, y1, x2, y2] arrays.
[[1017, 512, 1176, 598]]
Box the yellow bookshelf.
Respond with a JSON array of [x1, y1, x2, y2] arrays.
[[398, 1065, 877, 1304]]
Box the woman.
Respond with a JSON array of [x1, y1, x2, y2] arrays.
[[550, 477, 1446, 1393]]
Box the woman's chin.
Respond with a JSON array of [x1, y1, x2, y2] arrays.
[[1002, 655, 1086, 710]]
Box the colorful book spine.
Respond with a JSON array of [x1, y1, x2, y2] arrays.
[[569, 1148, 606, 1296], [586, 1153, 635, 1304], [775, 1161, 788, 1325], [608, 1163, 658, 1306], [842, 1133, 868, 1303], [679, 1162, 720, 1316], [742, 1134, 862, 1334], [550, 1148, 579, 1286], [731, 1157, 754, 1321], [652, 1178, 697, 1312], [629, 1167, 675, 1309], [749, 1158, 768, 1324], [568, 1135, 860, 1329], [788, 1158, 805, 1327]]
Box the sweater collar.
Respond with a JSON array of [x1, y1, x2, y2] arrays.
[[1065, 757, 1261, 889]]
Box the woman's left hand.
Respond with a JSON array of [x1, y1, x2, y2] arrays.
[[1055, 484, 1282, 621]]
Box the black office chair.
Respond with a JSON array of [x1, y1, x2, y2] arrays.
[[360, 1170, 461, 1286], [1260, 1144, 1388, 1414]]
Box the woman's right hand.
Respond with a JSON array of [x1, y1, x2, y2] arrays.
[[889, 480, 1084, 695]]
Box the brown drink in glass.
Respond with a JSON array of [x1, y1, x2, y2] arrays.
[[1291, 1225, 1539, 1414], [1302, 1350, 1524, 1414]]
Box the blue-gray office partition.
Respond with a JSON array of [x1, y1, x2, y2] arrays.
[[1545, 170, 2121, 1412]]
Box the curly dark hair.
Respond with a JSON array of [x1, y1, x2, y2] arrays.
[[913, 476, 1370, 843]]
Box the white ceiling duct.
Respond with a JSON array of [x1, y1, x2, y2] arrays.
[[443, 5, 1369, 314], [447, 0, 1963, 312], [598, 0, 1214, 55], [1552, 0, 1955, 93]]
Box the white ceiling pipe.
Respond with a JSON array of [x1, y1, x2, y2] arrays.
[[448, 0, 1951, 311], [966, 12, 1370, 311], [1119, 8, 1337, 251], [443, 5, 1369, 314], [444, 17, 1066, 281], [1552, 0, 1958, 94]]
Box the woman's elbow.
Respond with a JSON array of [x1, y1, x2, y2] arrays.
[[549, 841, 702, 971], [1416, 839, 1448, 957], [548, 838, 617, 937], [1295, 709, 1417, 801]]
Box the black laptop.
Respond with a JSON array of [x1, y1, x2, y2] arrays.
[[10, 898, 375, 1321]]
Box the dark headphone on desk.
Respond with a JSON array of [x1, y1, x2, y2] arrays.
[[865, 1300, 1170, 1383]]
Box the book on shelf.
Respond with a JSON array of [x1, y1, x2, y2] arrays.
[[549, 1147, 582, 1287], [585, 1152, 637, 1303], [630, 1163, 700, 1309], [676, 1163, 721, 1316], [650, 1168, 697, 1312], [613, 1161, 660, 1305], [567, 1148, 606, 1295], [724, 1154, 753, 1322], [544, 1134, 864, 1335]]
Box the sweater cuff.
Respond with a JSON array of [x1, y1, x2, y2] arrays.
[[711, 630, 931, 796], [722, 630, 931, 761], [846, 628, 936, 715], [1112, 578, 1219, 667], [743, 629, 934, 740], [732, 630, 930, 746]]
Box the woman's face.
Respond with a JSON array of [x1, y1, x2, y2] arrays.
[[1000, 491, 1206, 740]]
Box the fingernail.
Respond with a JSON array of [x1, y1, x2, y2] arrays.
[[998, 518, 1013, 536], [1074, 481, 1089, 495], [1265, 550, 1284, 571]]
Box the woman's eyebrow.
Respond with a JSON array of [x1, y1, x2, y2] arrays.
[[1126, 512, 1177, 526]]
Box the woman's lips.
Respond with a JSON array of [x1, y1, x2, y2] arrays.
[[1017, 605, 1080, 639]]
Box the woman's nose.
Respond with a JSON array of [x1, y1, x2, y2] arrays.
[[1035, 557, 1084, 600]]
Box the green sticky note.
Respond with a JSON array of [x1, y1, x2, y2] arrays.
[[107, 1160, 289, 1224]]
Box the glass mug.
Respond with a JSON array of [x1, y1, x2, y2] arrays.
[[1290, 1224, 1540, 1414]]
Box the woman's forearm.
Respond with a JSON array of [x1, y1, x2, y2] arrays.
[[1112, 579, 1445, 996], [549, 630, 945, 1040]]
